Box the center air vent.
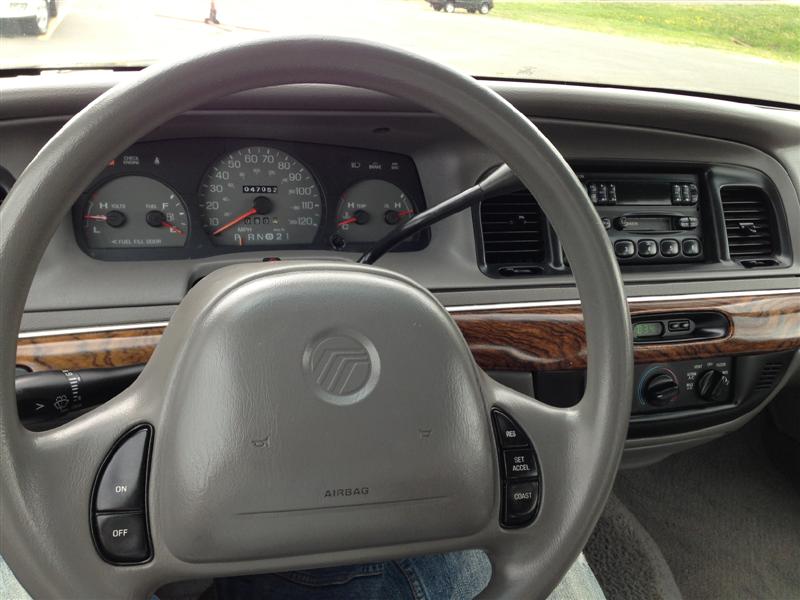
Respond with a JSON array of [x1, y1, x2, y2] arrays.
[[720, 186, 776, 263], [479, 191, 545, 275]]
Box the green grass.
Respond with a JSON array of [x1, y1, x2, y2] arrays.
[[492, 2, 800, 62]]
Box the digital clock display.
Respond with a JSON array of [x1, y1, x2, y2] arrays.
[[633, 322, 664, 339]]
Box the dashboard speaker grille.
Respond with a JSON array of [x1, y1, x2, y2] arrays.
[[479, 192, 545, 268], [720, 186, 775, 260]]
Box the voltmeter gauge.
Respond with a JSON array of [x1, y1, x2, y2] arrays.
[[82, 176, 188, 249], [333, 179, 414, 248]]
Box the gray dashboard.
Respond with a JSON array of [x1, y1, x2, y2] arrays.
[[0, 74, 797, 324], [4, 72, 799, 465]]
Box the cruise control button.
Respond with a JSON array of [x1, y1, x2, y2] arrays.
[[503, 449, 537, 479], [94, 513, 149, 563], [504, 481, 539, 526], [614, 240, 635, 258], [637, 239, 658, 258], [95, 427, 149, 512], [492, 411, 529, 448]]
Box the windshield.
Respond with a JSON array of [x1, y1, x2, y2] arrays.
[[1, 0, 798, 104]]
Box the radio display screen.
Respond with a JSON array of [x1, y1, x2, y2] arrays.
[[621, 216, 673, 232], [616, 181, 671, 205]]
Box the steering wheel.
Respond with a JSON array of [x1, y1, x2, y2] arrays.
[[0, 37, 632, 599]]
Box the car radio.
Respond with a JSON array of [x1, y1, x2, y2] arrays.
[[577, 172, 705, 265]]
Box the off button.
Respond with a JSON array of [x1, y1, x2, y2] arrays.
[[503, 449, 538, 479], [95, 513, 150, 563]]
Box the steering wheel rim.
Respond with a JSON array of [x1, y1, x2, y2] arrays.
[[0, 37, 633, 599]]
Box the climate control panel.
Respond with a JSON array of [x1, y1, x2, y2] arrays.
[[633, 357, 732, 415]]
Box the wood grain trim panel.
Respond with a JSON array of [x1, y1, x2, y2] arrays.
[[16, 293, 800, 373], [456, 293, 800, 371], [16, 328, 162, 373]]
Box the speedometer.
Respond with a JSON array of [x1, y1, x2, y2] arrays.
[[198, 147, 322, 246]]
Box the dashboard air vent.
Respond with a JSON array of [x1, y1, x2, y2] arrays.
[[720, 186, 776, 261], [479, 191, 545, 273]]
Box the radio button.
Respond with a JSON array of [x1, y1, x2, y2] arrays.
[[681, 184, 691, 204], [601, 217, 611, 230], [614, 240, 636, 258], [660, 239, 680, 257], [638, 239, 658, 258], [682, 238, 701, 257], [689, 185, 699, 205], [671, 184, 682, 205]]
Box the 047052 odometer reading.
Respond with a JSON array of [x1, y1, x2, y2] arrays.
[[198, 146, 322, 247]]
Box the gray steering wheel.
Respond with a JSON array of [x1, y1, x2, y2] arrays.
[[0, 37, 632, 599]]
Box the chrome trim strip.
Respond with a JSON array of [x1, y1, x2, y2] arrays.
[[445, 287, 800, 313], [17, 321, 171, 340], [16, 288, 799, 338]]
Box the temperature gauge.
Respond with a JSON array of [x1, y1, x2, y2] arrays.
[[82, 176, 189, 249], [333, 179, 414, 248]]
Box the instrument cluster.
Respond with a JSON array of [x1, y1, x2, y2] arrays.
[[73, 139, 428, 260]]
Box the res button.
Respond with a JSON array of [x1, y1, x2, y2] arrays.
[[492, 411, 529, 448]]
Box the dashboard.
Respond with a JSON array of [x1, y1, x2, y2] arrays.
[[2, 75, 799, 469], [73, 139, 427, 260]]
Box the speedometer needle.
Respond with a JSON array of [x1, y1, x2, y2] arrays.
[[212, 208, 257, 236]]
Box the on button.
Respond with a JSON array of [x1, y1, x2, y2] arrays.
[[95, 427, 149, 512]]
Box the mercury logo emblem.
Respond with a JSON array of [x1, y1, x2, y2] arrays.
[[303, 332, 380, 406]]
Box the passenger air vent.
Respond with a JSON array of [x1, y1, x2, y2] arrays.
[[479, 191, 545, 275], [753, 361, 786, 393], [720, 186, 776, 262]]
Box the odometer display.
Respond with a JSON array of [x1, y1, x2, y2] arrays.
[[198, 147, 322, 246]]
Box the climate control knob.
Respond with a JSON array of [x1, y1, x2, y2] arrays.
[[696, 369, 730, 403], [642, 372, 680, 407]]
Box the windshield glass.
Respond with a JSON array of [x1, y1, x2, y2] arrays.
[[1, 0, 798, 104]]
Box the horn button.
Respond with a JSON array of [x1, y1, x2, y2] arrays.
[[151, 264, 495, 563]]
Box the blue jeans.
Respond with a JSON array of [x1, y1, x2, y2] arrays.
[[1, 551, 604, 600]]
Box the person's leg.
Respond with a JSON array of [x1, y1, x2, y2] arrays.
[[0, 557, 32, 600], [547, 553, 606, 600], [1, 550, 603, 600], [215, 550, 603, 600]]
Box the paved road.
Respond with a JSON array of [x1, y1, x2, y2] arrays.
[[1, 0, 798, 103]]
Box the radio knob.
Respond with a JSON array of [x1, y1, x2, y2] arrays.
[[642, 373, 680, 407], [697, 369, 730, 403], [613, 216, 628, 231]]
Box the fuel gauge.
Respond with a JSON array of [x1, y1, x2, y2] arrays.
[[82, 176, 189, 249], [333, 179, 414, 248]]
